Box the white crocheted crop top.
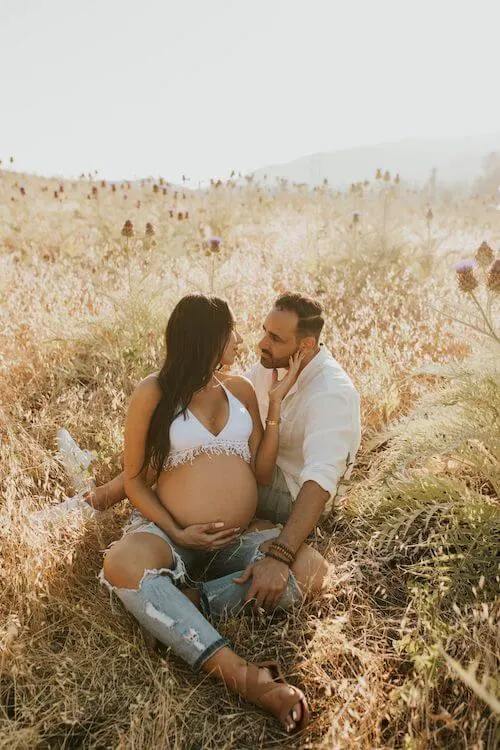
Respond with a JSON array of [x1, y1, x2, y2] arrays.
[[163, 380, 252, 470]]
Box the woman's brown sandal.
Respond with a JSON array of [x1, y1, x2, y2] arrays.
[[243, 659, 310, 733]]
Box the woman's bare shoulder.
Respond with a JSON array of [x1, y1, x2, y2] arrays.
[[219, 372, 256, 404], [131, 372, 162, 405]]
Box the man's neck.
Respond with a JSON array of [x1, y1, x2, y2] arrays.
[[296, 345, 321, 374]]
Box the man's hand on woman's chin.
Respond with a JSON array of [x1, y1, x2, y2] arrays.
[[172, 522, 241, 551]]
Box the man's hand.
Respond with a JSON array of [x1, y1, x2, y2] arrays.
[[174, 522, 240, 551], [233, 555, 289, 610]]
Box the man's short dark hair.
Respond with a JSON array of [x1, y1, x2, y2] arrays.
[[274, 292, 324, 341]]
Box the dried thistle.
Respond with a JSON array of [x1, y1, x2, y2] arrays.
[[145, 222, 155, 237], [121, 220, 134, 238], [487, 259, 500, 293], [475, 241, 494, 268], [352, 211, 361, 225], [177, 212, 183, 221], [455, 260, 479, 293], [153, 184, 159, 194], [426, 208, 434, 222], [209, 236, 221, 253]]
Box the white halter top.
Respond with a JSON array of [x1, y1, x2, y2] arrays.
[[163, 380, 252, 470]]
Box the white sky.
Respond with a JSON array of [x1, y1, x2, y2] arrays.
[[1, 0, 499, 184]]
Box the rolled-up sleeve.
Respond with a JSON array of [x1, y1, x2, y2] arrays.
[[300, 388, 360, 496]]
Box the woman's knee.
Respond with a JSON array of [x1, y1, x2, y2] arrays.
[[103, 533, 174, 589]]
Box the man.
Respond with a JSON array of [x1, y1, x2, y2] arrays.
[[47, 292, 361, 609], [233, 292, 361, 606]]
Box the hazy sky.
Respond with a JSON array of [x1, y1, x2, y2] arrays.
[[1, 0, 499, 184]]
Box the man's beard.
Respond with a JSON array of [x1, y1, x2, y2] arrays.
[[260, 350, 298, 369]]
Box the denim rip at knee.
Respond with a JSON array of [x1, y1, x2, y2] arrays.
[[98, 546, 229, 671]]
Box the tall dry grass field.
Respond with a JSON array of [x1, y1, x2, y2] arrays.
[[1, 167, 499, 749]]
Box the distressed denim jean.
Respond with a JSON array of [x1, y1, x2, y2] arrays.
[[99, 510, 302, 672]]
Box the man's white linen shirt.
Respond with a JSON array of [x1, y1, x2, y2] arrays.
[[246, 346, 361, 511]]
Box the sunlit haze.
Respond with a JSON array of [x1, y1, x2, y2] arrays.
[[1, 0, 499, 184]]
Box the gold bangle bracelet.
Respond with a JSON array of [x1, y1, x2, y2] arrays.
[[266, 418, 281, 426]]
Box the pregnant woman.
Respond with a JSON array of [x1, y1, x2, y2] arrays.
[[100, 294, 314, 733]]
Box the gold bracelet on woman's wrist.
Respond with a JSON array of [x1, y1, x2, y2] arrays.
[[265, 418, 281, 426]]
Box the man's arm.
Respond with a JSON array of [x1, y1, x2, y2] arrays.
[[277, 386, 360, 553], [236, 386, 360, 609], [274, 480, 329, 553]]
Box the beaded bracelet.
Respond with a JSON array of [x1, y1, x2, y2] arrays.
[[268, 549, 294, 567], [264, 550, 291, 566], [269, 541, 296, 564]]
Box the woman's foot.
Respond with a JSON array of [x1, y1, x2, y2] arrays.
[[242, 661, 308, 733], [203, 649, 308, 734]]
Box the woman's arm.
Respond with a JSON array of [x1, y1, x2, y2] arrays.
[[224, 358, 302, 486], [249, 352, 304, 485], [253, 392, 281, 485], [123, 376, 183, 539]]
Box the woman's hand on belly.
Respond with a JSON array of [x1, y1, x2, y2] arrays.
[[175, 521, 241, 551]]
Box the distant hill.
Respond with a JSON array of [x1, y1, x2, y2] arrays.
[[253, 133, 500, 188]]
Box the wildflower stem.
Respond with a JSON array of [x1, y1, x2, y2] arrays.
[[427, 303, 497, 339], [468, 292, 499, 342]]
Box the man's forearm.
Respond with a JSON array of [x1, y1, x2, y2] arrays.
[[276, 480, 329, 553]]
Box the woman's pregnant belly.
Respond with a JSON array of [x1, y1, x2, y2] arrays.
[[156, 453, 258, 531]]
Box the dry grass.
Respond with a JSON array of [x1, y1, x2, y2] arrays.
[[1, 168, 499, 748]]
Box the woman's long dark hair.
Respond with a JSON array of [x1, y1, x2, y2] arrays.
[[141, 294, 234, 479]]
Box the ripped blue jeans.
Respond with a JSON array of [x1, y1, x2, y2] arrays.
[[99, 511, 303, 672]]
